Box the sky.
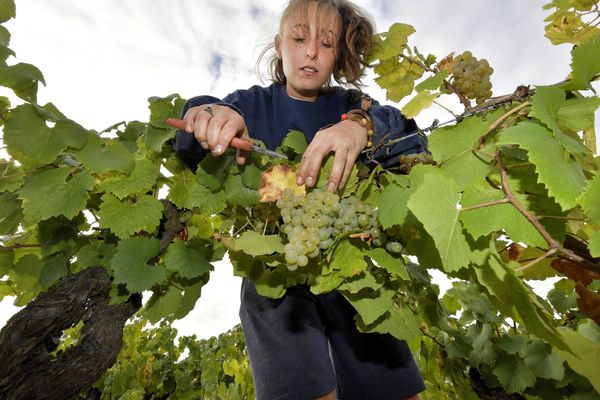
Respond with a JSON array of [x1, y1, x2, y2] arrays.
[[0, 0, 596, 339]]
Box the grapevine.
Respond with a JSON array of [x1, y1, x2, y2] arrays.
[[450, 51, 494, 102]]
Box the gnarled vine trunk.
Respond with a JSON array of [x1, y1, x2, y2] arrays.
[[0, 267, 140, 400]]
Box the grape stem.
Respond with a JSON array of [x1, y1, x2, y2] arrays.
[[495, 151, 600, 274], [515, 248, 558, 273], [478, 102, 531, 148]]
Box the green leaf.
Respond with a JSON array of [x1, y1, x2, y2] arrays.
[[521, 341, 565, 380], [224, 174, 259, 206], [164, 241, 212, 279], [10, 254, 43, 306], [147, 94, 185, 129], [53, 119, 88, 150], [4, 104, 66, 165], [415, 71, 449, 92], [401, 90, 440, 119], [374, 58, 422, 102], [367, 247, 409, 280], [144, 286, 184, 323], [0, 43, 14, 62], [111, 237, 166, 293], [0, 192, 22, 236], [356, 302, 420, 341], [557, 96, 600, 133], [466, 323, 496, 366], [18, 168, 94, 224], [240, 162, 262, 189], [589, 230, 600, 257], [561, 32, 600, 91], [98, 158, 159, 199], [40, 253, 68, 288], [530, 85, 589, 154], [280, 130, 308, 155], [495, 334, 526, 355], [492, 354, 537, 394], [497, 122, 587, 210], [428, 111, 499, 189], [460, 180, 547, 248], [577, 172, 600, 224], [98, 194, 164, 239], [71, 134, 135, 174], [475, 247, 569, 352], [0, 0, 16, 23], [369, 23, 415, 61], [376, 184, 407, 227], [233, 231, 284, 257], [316, 155, 358, 196], [555, 327, 600, 393], [145, 125, 175, 153], [195, 186, 227, 215], [407, 171, 472, 272], [343, 287, 394, 325], [0, 62, 45, 102], [328, 239, 366, 277], [195, 154, 234, 191], [0, 25, 9, 46], [0, 248, 14, 277]]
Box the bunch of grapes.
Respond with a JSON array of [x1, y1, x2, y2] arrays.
[[450, 51, 493, 101], [397, 152, 434, 173], [276, 188, 381, 270]]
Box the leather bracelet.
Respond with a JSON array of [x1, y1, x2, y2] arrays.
[[341, 109, 374, 148]]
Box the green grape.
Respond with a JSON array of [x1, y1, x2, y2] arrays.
[[451, 51, 494, 101], [386, 241, 403, 253], [297, 255, 308, 267]]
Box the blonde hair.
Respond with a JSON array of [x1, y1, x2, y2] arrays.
[[258, 0, 374, 88]]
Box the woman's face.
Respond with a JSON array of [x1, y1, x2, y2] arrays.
[[276, 1, 341, 101]]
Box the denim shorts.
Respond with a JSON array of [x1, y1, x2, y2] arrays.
[[238, 278, 425, 400]]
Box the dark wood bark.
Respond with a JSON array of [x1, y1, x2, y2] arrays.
[[0, 267, 141, 400]]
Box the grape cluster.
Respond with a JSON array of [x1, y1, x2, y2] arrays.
[[397, 152, 434, 173], [451, 51, 493, 101], [276, 188, 380, 270]]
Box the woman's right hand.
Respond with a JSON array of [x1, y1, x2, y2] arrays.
[[182, 103, 250, 165]]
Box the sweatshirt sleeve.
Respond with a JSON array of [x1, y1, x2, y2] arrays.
[[367, 101, 429, 168], [173, 95, 244, 171]]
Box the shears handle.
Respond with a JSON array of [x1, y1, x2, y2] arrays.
[[166, 118, 252, 151]]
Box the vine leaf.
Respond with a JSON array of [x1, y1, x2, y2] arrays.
[[521, 341, 565, 381], [497, 121, 587, 210], [164, 240, 212, 279], [529, 85, 589, 154], [71, 134, 135, 174], [589, 231, 600, 258], [561, 32, 600, 91], [577, 171, 600, 224], [111, 237, 166, 293], [401, 90, 440, 119], [407, 171, 472, 272], [98, 158, 159, 200], [224, 174, 259, 206], [343, 288, 394, 326], [460, 180, 547, 248], [367, 247, 410, 280], [98, 194, 164, 239], [280, 130, 308, 155], [4, 104, 67, 165], [555, 327, 600, 393], [428, 112, 499, 189], [258, 164, 305, 202], [328, 239, 366, 277], [18, 168, 94, 224], [415, 71, 449, 92], [231, 231, 284, 257], [492, 354, 537, 394], [368, 22, 415, 62]]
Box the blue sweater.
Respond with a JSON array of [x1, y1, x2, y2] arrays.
[[174, 83, 427, 169]]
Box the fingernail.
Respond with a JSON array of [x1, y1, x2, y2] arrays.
[[185, 124, 192, 132], [215, 144, 223, 154], [328, 182, 336, 192], [306, 176, 313, 187], [296, 176, 304, 185], [200, 141, 208, 149]]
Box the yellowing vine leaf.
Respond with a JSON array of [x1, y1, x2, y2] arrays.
[[258, 164, 305, 202]]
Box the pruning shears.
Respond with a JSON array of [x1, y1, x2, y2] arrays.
[[166, 118, 288, 160]]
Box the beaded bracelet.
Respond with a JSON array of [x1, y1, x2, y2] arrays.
[[341, 109, 374, 148]]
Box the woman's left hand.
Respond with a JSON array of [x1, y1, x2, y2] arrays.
[[296, 119, 368, 192]]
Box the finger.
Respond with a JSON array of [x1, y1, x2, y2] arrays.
[[216, 119, 244, 155], [302, 145, 331, 188], [192, 112, 211, 150], [206, 115, 228, 154], [339, 149, 361, 188], [327, 150, 348, 192]]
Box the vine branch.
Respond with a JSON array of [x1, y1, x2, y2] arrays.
[[495, 151, 600, 274], [478, 101, 531, 148]]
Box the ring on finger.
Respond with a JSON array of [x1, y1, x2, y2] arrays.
[[202, 106, 213, 116]]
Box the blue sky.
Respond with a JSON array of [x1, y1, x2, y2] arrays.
[[0, 0, 595, 338]]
